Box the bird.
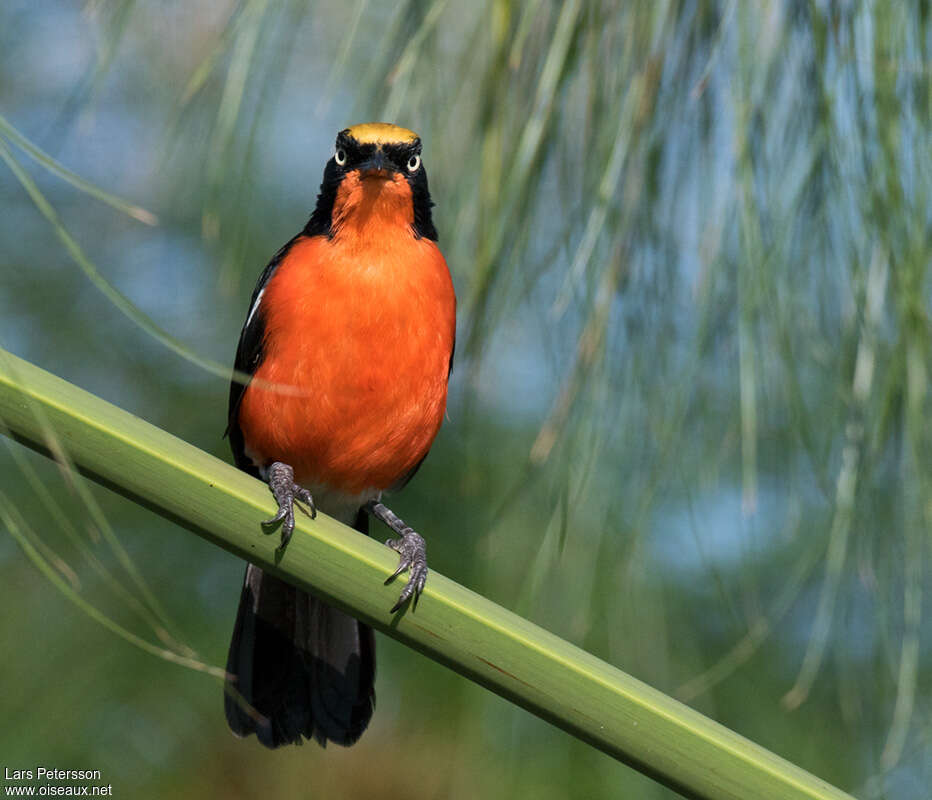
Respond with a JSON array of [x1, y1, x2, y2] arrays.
[[223, 122, 456, 748]]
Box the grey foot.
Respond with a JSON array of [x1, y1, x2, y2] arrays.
[[263, 462, 316, 549], [366, 500, 428, 612]]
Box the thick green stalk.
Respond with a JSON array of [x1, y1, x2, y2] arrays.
[[0, 348, 852, 800]]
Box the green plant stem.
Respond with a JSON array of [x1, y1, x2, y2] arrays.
[[0, 348, 852, 800]]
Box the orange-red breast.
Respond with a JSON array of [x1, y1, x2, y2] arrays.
[[224, 123, 455, 748]]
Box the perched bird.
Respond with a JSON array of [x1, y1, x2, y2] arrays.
[[224, 123, 456, 748]]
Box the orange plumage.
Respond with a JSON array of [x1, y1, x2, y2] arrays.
[[237, 170, 455, 494]]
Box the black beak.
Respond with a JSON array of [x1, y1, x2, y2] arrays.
[[357, 150, 394, 176]]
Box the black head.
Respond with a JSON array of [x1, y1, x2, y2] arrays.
[[304, 123, 437, 241]]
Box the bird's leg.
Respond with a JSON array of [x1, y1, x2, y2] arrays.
[[365, 500, 427, 612], [263, 462, 316, 549]]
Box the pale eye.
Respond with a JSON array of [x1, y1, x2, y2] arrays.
[[334, 149, 347, 166], [407, 154, 421, 173]]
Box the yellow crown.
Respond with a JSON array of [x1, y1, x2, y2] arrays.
[[344, 122, 419, 145]]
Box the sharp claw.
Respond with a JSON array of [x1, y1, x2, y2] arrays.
[[391, 579, 424, 612], [262, 506, 285, 526], [278, 525, 293, 550], [384, 559, 407, 584], [390, 582, 415, 613], [277, 510, 295, 549], [294, 489, 317, 519]]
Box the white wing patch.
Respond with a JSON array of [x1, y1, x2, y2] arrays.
[[245, 287, 265, 328]]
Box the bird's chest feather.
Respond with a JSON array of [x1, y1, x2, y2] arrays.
[[239, 229, 455, 493]]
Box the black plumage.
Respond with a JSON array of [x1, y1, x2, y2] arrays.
[[224, 513, 375, 747]]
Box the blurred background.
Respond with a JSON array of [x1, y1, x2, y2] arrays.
[[1, 1, 930, 797]]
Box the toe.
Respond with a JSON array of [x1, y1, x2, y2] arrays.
[[263, 506, 288, 526], [385, 557, 409, 584], [390, 583, 414, 613], [279, 511, 295, 547], [295, 488, 317, 518]]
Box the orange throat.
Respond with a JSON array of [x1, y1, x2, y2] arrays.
[[331, 171, 415, 244]]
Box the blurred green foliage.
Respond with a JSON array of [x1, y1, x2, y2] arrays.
[[1, 1, 930, 798]]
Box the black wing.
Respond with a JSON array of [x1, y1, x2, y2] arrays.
[[226, 235, 303, 477]]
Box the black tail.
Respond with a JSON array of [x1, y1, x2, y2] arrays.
[[224, 514, 375, 747]]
